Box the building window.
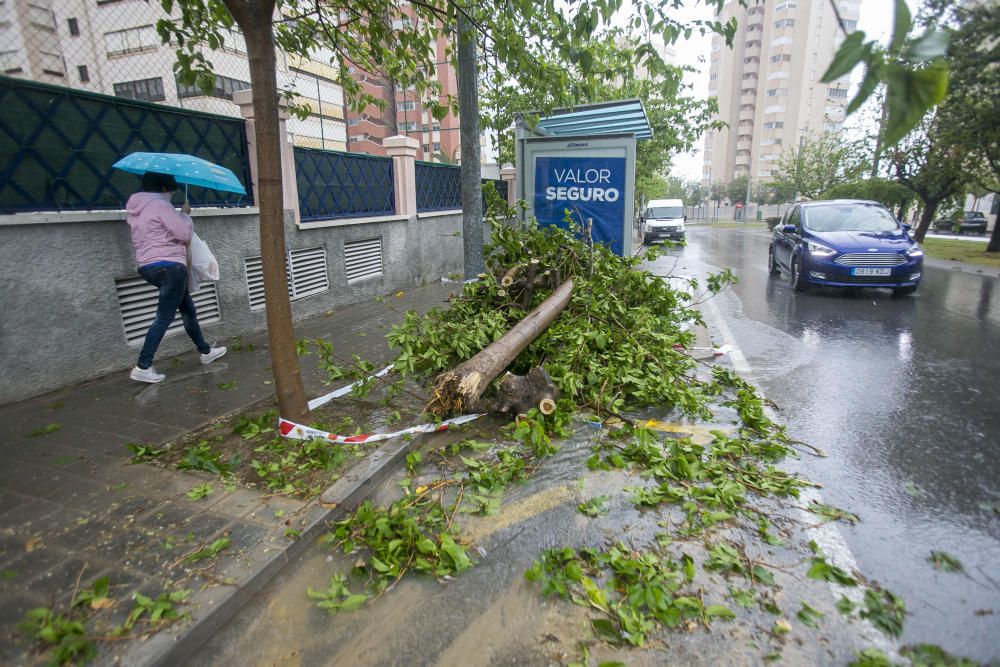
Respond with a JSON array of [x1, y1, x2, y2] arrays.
[[839, 19, 857, 31], [399, 100, 417, 111], [828, 87, 849, 98], [39, 51, 64, 76], [0, 50, 23, 74], [432, 142, 441, 151], [115, 77, 165, 102], [177, 74, 249, 100], [422, 144, 430, 152], [743, 56, 759, 64], [104, 25, 159, 57], [78, 65, 89, 82], [770, 53, 791, 63], [742, 73, 758, 80], [67, 18, 80, 36], [27, 4, 56, 31], [432, 122, 440, 131], [774, 19, 795, 28], [400, 121, 419, 132], [764, 121, 785, 129], [710, 73, 718, 81], [766, 88, 787, 96], [745, 40, 761, 48]]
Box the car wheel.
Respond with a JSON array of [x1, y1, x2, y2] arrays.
[[791, 256, 808, 292], [768, 246, 780, 275], [894, 285, 918, 297]]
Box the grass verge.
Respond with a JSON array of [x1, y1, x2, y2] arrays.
[[921, 238, 1000, 269]]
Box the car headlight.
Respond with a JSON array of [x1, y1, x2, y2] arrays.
[[807, 241, 837, 256], [906, 245, 924, 257]]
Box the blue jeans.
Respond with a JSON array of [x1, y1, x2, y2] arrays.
[[136, 262, 210, 369]]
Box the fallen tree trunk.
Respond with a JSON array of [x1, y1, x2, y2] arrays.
[[427, 279, 574, 416]]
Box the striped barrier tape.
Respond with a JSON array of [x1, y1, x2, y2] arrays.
[[278, 413, 485, 443]]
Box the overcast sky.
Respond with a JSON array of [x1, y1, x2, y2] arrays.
[[665, 0, 907, 181]]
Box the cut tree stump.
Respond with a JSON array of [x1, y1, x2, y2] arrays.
[[427, 278, 574, 417]]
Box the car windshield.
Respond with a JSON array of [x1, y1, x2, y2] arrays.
[[647, 207, 683, 218], [803, 204, 899, 232], [965, 212, 985, 219]]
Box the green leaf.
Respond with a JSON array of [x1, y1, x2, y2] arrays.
[[884, 62, 948, 146], [705, 604, 736, 619], [822, 31, 866, 82], [889, 0, 912, 54], [903, 30, 949, 62], [591, 617, 622, 643], [796, 602, 825, 629], [928, 550, 963, 573], [846, 64, 881, 116], [836, 595, 856, 615]]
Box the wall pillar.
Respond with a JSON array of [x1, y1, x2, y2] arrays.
[[500, 164, 516, 207], [384, 135, 419, 216], [234, 89, 300, 225]]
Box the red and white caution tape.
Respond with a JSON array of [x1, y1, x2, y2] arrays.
[[278, 413, 484, 443], [307, 364, 395, 411]]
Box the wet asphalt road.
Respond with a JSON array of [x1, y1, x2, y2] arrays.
[[680, 225, 1000, 661]]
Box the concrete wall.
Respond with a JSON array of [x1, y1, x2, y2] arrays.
[[0, 207, 466, 405]]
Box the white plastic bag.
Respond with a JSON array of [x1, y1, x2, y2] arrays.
[[189, 232, 220, 293]]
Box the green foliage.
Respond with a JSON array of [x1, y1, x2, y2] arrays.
[[806, 554, 858, 587], [823, 0, 950, 145], [771, 133, 871, 201], [859, 587, 906, 638], [177, 441, 241, 476], [126, 443, 167, 462], [19, 608, 95, 665], [849, 648, 893, 667], [184, 537, 230, 563], [387, 219, 736, 421], [233, 411, 276, 440], [185, 483, 215, 501], [307, 574, 370, 615], [796, 602, 825, 630], [124, 589, 191, 630], [806, 501, 860, 525], [901, 643, 978, 667], [462, 448, 529, 496], [577, 496, 609, 517], [249, 435, 350, 496], [27, 423, 62, 437], [927, 551, 963, 573], [821, 179, 916, 218], [526, 543, 733, 647]]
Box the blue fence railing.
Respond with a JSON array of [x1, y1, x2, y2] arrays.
[[0, 76, 253, 213], [294, 147, 395, 221], [416, 161, 461, 212]]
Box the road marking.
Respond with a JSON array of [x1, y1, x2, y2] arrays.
[[703, 297, 899, 657]]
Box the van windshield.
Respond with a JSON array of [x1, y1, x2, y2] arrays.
[[647, 206, 683, 219]]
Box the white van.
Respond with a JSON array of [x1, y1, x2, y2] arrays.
[[642, 198, 686, 243]]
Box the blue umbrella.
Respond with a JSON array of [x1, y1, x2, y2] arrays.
[[112, 152, 247, 196]]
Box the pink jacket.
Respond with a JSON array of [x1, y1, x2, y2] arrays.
[[125, 192, 193, 267]]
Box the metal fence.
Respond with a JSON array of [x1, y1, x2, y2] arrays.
[[415, 160, 461, 212], [293, 146, 395, 221], [0, 76, 253, 213]]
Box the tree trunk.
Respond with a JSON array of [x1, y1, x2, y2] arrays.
[[427, 279, 574, 416], [912, 200, 938, 243], [226, 0, 309, 421], [457, 12, 484, 278], [988, 215, 1000, 252]]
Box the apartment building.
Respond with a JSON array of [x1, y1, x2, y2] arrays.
[[0, 0, 347, 150], [701, 0, 860, 187], [343, 9, 461, 163]]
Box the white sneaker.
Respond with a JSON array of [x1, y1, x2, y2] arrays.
[[130, 366, 165, 383], [200, 346, 227, 365]]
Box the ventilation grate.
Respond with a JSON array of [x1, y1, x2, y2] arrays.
[[244, 246, 330, 311], [115, 276, 220, 346], [344, 237, 383, 284]]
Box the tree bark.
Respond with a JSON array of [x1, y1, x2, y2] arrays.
[[912, 200, 938, 243], [427, 279, 574, 416], [457, 12, 484, 278], [225, 0, 309, 421], [988, 210, 1000, 252]]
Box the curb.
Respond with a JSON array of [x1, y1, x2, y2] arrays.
[[119, 428, 431, 666]]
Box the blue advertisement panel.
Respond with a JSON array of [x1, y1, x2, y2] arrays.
[[533, 156, 627, 255]]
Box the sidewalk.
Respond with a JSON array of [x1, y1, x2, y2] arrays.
[[0, 282, 459, 666]]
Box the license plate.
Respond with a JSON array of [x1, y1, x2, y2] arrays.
[[852, 268, 891, 276]]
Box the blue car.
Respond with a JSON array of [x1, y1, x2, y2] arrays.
[[768, 200, 923, 296]]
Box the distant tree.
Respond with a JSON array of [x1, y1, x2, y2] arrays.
[[726, 176, 748, 205], [821, 178, 916, 219], [770, 133, 870, 201], [709, 182, 725, 208], [889, 110, 976, 243]]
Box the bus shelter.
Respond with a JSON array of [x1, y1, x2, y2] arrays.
[[514, 99, 653, 256]]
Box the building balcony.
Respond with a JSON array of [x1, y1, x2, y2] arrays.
[[739, 108, 756, 121], [740, 93, 757, 106], [744, 46, 760, 59], [735, 154, 751, 167], [737, 141, 752, 152]]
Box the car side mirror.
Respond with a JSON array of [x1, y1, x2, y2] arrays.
[[684, 215, 688, 221], [901, 223, 911, 231], [782, 224, 797, 233]]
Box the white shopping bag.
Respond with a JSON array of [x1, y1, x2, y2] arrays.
[[189, 232, 220, 293]]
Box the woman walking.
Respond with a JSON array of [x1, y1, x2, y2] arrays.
[[125, 172, 225, 383]]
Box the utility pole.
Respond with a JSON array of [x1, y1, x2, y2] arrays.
[[457, 11, 483, 278]]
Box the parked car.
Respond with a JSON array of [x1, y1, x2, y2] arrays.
[[642, 198, 686, 243], [768, 200, 923, 296], [932, 211, 988, 234]]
